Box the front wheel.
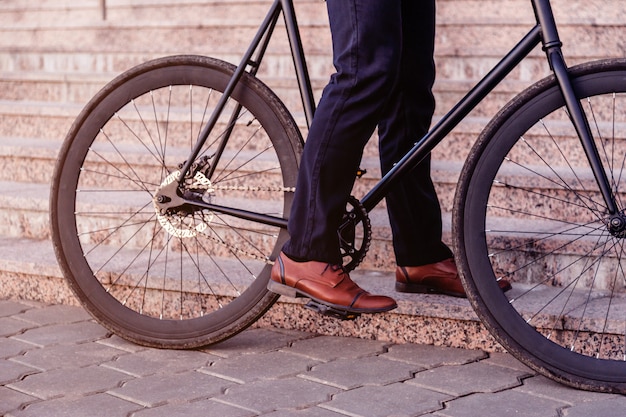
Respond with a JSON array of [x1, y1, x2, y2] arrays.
[[50, 55, 302, 348], [455, 59, 626, 393]]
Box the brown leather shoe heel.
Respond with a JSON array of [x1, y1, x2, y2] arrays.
[[269, 252, 397, 313], [395, 258, 512, 298]]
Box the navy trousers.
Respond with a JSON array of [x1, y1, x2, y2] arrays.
[[282, 0, 453, 266]]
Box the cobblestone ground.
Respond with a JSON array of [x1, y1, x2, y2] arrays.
[[1, 299, 624, 417]]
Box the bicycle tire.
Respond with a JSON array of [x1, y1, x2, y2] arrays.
[[50, 55, 302, 348], [454, 58, 626, 392]]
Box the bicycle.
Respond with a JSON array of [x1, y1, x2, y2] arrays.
[[50, 0, 626, 393]]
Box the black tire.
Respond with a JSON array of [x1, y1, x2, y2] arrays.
[[454, 59, 626, 392], [50, 55, 302, 348]]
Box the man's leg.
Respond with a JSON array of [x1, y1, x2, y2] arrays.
[[377, 0, 453, 267], [377, 0, 512, 298], [269, 0, 404, 314], [283, 0, 403, 265]]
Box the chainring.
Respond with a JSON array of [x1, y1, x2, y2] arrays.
[[338, 196, 372, 272]]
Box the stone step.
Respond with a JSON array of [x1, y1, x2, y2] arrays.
[[0, 60, 614, 148], [0, 177, 433, 271], [0, 181, 51, 240], [6, 115, 608, 216], [0, 0, 621, 103], [3, 87, 621, 214], [0, 100, 487, 177], [1, 0, 622, 30], [0, 1, 622, 62], [3, 97, 621, 191], [0, 18, 619, 65], [0, 56, 544, 121], [1, 234, 623, 353], [0, 0, 330, 28], [0, 130, 463, 198], [9, 188, 600, 292], [6, 165, 615, 296], [0, 234, 497, 350], [0, 137, 63, 184], [0, 104, 78, 143], [1, 0, 625, 357], [1, 0, 623, 151]]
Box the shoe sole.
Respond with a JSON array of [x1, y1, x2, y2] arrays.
[[395, 282, 466, 298], [395, 280, 512, 298], [267, 280, 397, 314]]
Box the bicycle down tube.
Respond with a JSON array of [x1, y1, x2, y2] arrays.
[[365, 0, 618, 215]]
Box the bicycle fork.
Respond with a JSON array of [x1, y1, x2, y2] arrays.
[[534, 0, 623, 233]]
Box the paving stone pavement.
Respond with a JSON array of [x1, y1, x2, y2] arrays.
[[0, 299, 623, 417]]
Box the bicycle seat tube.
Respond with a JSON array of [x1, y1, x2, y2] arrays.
[[177, 0, 314, 186]]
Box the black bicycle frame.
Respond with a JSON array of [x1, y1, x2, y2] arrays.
[[363, 0, 617, 216], [181, 0, 620, 229], [177, 0, 313, 185]]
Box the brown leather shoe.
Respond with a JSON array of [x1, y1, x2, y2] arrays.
[[395, 258, 512, 298], [269, 252, 397, 314]]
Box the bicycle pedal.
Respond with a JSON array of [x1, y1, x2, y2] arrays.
[[304, 300, 360, 321]]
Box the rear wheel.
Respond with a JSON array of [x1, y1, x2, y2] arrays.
[[50, 55, 302, 348]]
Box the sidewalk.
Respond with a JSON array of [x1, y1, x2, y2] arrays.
[[1, 299, 624, 417]]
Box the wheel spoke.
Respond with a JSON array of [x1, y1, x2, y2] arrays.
[[456, 62, 626, 391], [52, 57, 299, 348]]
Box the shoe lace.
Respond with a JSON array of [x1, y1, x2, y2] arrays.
[[323, 263, 347, 276]]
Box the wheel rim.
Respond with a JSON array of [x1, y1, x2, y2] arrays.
[[459, 67, 626, 388], [53, 58, 298, 344]]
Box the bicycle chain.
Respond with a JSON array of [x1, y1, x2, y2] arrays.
[[212, 184, 295, 192], [200, 182, 293, 264]]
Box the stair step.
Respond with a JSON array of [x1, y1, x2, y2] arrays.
[[0, 21, 619, 64], [2, 0, 622, 28], [0, 101, 491, 185], [0, 65, 538, 124], [1, 106, 617, 241], [0, 234, 624, 351], [5, 84, 579, 175], [0, 181, 50, 240], [2, 234, 623, 352], [0, 165, 609, 278], [0, 234, 497, 350], [2, 162, 611, 286]]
